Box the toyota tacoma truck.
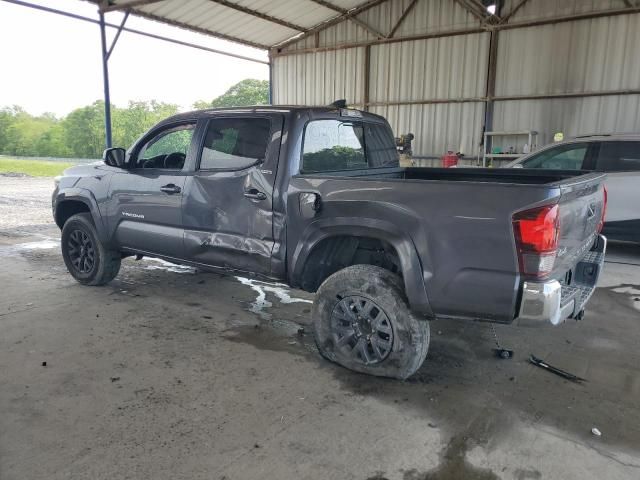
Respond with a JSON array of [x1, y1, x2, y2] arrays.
[[53, 105, 607, 379]]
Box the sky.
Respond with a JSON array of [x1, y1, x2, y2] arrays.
[[0, 0, 270, 117]]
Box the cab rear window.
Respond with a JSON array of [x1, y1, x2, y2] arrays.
[[301, 119, 399, 173]]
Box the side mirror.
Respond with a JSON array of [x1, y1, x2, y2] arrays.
[[103, 147, 126, 167]]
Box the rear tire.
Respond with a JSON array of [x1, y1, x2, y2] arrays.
[[312, 265, 429, 380], [61, 213, 121, 286]]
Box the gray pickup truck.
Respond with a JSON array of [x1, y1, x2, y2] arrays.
[[53, 106, 607, 379]]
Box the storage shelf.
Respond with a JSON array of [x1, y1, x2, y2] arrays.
[[482, 130, 538, 167]]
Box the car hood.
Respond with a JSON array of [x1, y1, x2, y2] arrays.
[[62, 161, 118, 177]]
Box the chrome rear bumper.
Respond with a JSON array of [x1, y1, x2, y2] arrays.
[[516, 234, 607, 326]]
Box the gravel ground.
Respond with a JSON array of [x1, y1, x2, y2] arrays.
[[1, 176, 640, 480], [0, 175, 55, 229]]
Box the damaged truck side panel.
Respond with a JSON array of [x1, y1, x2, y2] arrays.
[[53, 105, 607, 379]]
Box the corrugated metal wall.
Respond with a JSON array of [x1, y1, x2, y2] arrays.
[[273, 48, 365, 107], [272, 0, 640, 165], [493, 10, 640, 145]]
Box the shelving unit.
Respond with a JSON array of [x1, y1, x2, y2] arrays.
[[482, 130, 538, 167]]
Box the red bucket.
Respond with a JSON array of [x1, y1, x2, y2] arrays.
[[441, 151, 458, 168]]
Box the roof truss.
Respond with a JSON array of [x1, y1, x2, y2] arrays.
[[100, 0, 165, 13], [274, 0, 390, 50], [309, 0, 387, 39]]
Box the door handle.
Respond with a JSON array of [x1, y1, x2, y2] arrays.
[[243, 188, 267, 201], [160, 184, 181, 194]]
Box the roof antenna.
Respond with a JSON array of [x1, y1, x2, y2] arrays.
[[329, 99, 347, 108]]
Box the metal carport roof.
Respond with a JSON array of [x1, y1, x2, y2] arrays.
[[88, 0, 392, 50]]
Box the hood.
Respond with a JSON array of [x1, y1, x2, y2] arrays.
[[62, 161, 116, 177]]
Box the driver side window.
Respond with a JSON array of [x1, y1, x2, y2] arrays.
[[134, 123, 196, 169]]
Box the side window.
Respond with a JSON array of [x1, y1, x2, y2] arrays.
[[135, 124, 195, 169], [302, 119, 399, 173], [200, 117, 271, 170], [596, 141, 640, 172], [520, 144, 588, 170], [302, 120, 366, 173]]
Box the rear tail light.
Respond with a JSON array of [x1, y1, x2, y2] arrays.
[[513, 204, 560, 278], [597, 185, 607, 233]]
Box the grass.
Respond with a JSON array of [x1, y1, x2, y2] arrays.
[[0, 158, 77, 177]]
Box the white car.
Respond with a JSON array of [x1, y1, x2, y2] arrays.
[[506, 134, 640, 243]]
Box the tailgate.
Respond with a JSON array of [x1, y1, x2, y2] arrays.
[[552, 173, 606, 277]]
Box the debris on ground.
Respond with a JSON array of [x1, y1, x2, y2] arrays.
[[491, 324, 513, 359], [110, 376, 120, 382], [493, 348, 514, 359], [529, 354, 586, 383], [592, 427, 602, 437], [41, 361, 47, 367], [297, 327, 305, 335]]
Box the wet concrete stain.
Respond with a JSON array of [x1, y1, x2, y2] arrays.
[[366, 435, 500, 480], [513, 468, 542, 480], [403, 435, 499, 480], [222, 322, 318, 358]]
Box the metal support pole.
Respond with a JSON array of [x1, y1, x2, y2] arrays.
[[268, 50, 274, 104], [482, 28, 499, 165], [99, 10, 112, 149], [363, 45, 371, 111]]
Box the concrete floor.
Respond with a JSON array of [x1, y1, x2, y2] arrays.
[[1, 176, 639, 480]]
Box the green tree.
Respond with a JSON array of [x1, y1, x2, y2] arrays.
[[112, 100, 179, 148], [62, 101, 105, 158], [0, 100, 179, 158], [0, 106, 68, 157], [193, 79, 269, 109]]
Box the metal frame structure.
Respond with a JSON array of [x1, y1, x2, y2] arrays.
[[5, 0, 640, 150], [2, 0, 270, 149]]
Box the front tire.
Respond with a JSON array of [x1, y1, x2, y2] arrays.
[[61, 213, 121, 286], [312, 265, 429, 380]]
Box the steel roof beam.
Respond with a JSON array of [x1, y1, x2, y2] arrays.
[[309, 0, 386, 38], [500, 0, 529, 23], [4, 0, 270, 60], [388, 0, 418, 38], [452, 0, 486, 22], [100, 0, 166, 13], [124, 9, 271, 49], [106, 10, 129, 59], [274, 0, 390, 50], [206, 0, 307, 32]]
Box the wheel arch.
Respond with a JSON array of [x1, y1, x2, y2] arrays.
[[289, 218, 433, 316], [54, 189, 109, 243]]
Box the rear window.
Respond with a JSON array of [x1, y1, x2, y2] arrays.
[[596, 141, 640, 172], [301, 119, 399, 173]]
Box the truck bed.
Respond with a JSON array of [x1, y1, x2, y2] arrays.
[[306, 166, 590, 185], [288, 167, 606, 322]]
